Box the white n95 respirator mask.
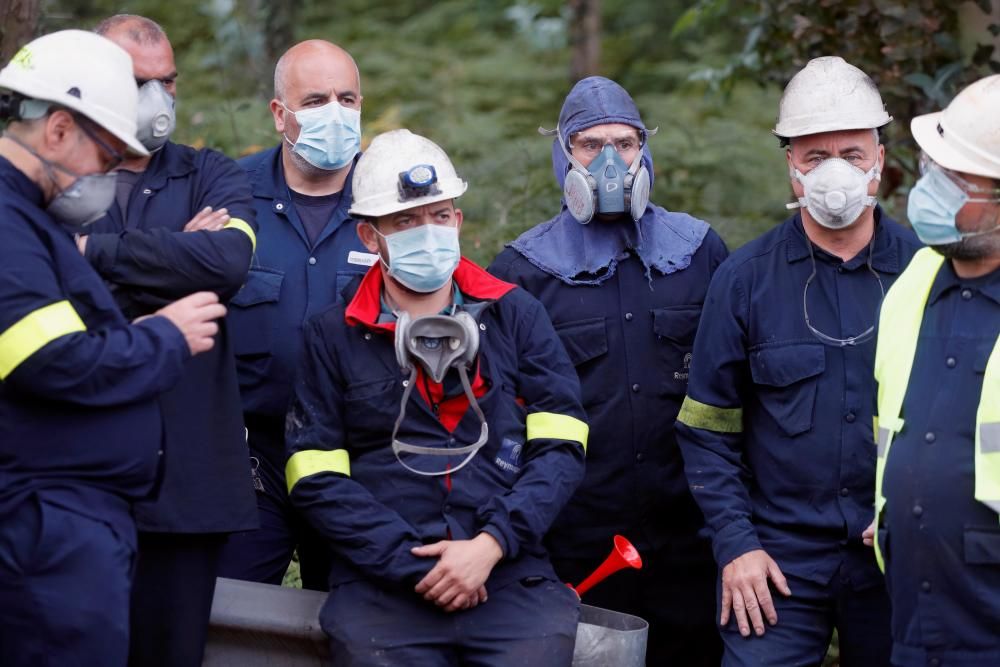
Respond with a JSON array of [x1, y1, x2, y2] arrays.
[[790, 157, 880, 229]]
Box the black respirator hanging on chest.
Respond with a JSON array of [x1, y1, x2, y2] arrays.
[[389, 310, 489, 476]]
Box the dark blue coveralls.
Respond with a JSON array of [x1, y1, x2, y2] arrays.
[[489, 75, 728, 666], [676, 211, 921, 666], [218, 146, 370, 589], [880, 263, 1000, 667], [84, 141, 258, 667], [286, 259, 587, 666], [0, 156, 190, 666]]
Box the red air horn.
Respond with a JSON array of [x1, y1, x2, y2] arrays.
[[569, 535, 643, 596]]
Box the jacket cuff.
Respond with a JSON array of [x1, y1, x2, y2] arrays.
[[480, 524, 511, 560], [83, 232, 120, 277], [713, 518, 762, 568]]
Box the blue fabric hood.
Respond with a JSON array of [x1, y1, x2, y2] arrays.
[[512, 76, 709, 286]]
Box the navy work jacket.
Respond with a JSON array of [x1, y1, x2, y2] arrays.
[[228, 147, 371, 452], [490, 230, 729, 560], [0, 156, 188, 544], [881, 263, 1000, 667], [676, 209, 921, 585], [84, 141, 258, 533], [286, 260, 587, 591]]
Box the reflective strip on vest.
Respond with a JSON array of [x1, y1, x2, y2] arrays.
[[224, 218, 257, 252], [873, 247, 1000, 570], [525, 412, 589, 454], [0, 300, 86, 380], [976, 335, 1000, 514], [285, 449, 351, 494], [677, 396, 743, 433]]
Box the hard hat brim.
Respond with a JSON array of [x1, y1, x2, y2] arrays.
[[0, 74, 149, 157], [911, 111, 1000, 180]]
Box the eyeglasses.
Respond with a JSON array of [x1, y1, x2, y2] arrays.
[[73, 113, 125, 171], [568, 132, 644, 160], [919, 153, 1000, 201], [803, 235, 884, 347]]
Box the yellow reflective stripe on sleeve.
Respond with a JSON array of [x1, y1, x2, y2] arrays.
[[525, 412, 589, 453], [677, 396, 743, 433], [223, 218, 256, 252], [0, 300, 86, 380], [285, 449, 350, 494]]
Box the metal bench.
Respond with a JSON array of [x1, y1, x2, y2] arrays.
[[204, 577, 648, 666]]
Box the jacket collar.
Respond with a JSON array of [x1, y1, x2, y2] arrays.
[[248, 144, 359, 204], [345, 257, 516, 333], [0, 155, 44, 206], [928, 258, 1000, 306], [785, 205, 901, 273], [134, 141, 196, 191]]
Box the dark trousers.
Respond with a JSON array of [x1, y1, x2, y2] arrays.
[[553, 539, 722, 667], [720, 565, 892, 667], [0, 493, 135, 667], [128, 531, 227, 667], [218, 430, 331, 590], [321, 575, 579, 666]]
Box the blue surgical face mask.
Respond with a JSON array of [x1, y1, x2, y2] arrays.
[[371, 223, 461, 293], [908, 165, 977, 246], [282, 100, 361, 171], [588, 144, 629, 215]]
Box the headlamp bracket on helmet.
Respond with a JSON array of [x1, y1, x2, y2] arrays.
[[398, 164, 441, 202]]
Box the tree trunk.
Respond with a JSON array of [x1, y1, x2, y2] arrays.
[[1, 0, 40, 64], [264, 0, 297, 72], [568, 0, 601, 81]]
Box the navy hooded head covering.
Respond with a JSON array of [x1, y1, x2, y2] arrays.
[[510, 76, 710, 285]]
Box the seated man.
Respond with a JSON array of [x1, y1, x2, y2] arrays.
[[286, 129, 588, 666]]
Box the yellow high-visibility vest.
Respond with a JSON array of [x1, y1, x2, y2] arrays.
[[873, 247, 1000, 572]]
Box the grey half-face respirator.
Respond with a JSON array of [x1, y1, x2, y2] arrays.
[[136, 80, 176, 152], [391, 310, 488, 476], [540, 124, 653, 224]]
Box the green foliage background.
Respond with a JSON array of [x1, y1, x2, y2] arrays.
[[34, 0, 998, 265]]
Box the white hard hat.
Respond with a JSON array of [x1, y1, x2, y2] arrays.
[[349, 129, 467, 218], [773, 56, 892, 139], [0, 30, 148, 156], [911, 74, 1000, 180]]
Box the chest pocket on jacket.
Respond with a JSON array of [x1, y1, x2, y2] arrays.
[[749, 343, 825, 437], [555, 317, 608, 366], [964, 526, 1000, 565], [343, 375, 400, 447], [651, 305, 701, 396], [229, 268, 283, 356], [555, 317, 608, 410]]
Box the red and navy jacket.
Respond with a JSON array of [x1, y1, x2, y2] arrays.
[[285, 258, 588, 590], [0, 156, 189, 545], [83, 141, 258, 533]]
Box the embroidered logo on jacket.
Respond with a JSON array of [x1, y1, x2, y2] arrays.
[[495, 438, 523, 474]]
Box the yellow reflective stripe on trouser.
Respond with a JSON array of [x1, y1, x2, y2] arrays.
[[0, 300, 86, 380], [525, 412, 589, 453], [975, 334, 1000, 518], [286, 449, 350, 494], [872, 247, 945, 571], [677, 396, 743, 433], [224, 218, 256, 252]]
